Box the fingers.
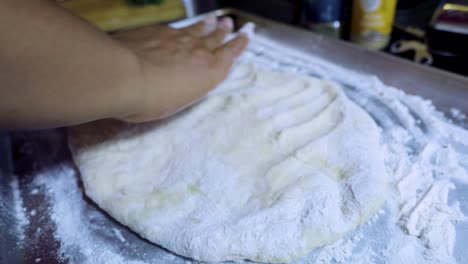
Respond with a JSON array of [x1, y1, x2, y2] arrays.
[[200, 17, 234, 50], [214, 33, 249, 70], [182, 15, 217, 37]]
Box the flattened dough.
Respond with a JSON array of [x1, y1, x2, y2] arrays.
[[69, 62, 388, 263]]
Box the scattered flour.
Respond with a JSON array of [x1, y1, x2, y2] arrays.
[[450, 108, 466, 122], [11, 35, 468, 263], [11, 178, 29, 245], [30, 188, 40, 195], [34, 168, 148, 264], [112, 228, 126, 243]]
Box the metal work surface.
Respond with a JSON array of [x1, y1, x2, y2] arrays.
[[1, 9, 467, 264]]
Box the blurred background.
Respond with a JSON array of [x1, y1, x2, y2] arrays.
[[61, 0, 467, 76]]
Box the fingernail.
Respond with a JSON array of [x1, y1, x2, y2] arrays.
[[239, 22, 255, 39], [204, 15, 216, 25], [219, 17, 234, 31]]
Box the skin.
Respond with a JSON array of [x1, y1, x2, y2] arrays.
[[0, 0, 248, 129]]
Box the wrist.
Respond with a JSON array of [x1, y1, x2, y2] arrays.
[[105, 48, 146, 122]]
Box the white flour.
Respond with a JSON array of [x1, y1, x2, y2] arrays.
[[13, 35, 468, 263], [11, 178, 29, 245]]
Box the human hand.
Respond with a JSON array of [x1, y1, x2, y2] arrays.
[[114, 16, 249, 122]]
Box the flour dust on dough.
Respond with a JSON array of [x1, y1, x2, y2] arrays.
[[69, 62, 388, 263]]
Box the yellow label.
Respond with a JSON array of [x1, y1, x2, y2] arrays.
[[351, 0, 397, 35]]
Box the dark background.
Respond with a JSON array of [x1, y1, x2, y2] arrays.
[[187, 0, 467, 76]]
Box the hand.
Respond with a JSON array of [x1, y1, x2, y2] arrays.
[[114, 16, 249, 122]]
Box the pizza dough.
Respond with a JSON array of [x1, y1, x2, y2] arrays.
[[69, 62, 388, 263]]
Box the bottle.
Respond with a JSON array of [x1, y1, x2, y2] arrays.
[[303, 0, 345, 38], [350, 0, 397, 50]]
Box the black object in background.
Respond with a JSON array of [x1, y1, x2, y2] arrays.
[[395, 0, 440, 28], [302, 0, 343, 22], [217, 0, 303, 24], [129, 0, 164, 5], [302, 0, 347, 38], [426, 1, 468, 76]]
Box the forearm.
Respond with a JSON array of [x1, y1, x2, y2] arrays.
[[0, 0, 141, 129]]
